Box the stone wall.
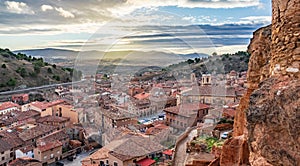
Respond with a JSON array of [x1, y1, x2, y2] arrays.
[[270, 0, 300, 78]]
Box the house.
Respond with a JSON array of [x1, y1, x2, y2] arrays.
[[33, 140, 62, 165], [36, 129, 70, 149], [8, 157, 42, 166], [15, 145, 34, 159], [0, 102, 20, 116], [36, 115, 70, 130], [82, 136, 164, 166], [0, 139, 14, 166], [164, 103, 209, 130], [136, 157, 156, 166], [18, 124, 57, 146], [0, 129, 25, 157], [178, 85, 239, 105], [81, 147, 110, 166], [1, 110, 40, 127], [145, 124, 172, 143], [11, 94, 29, 105], [95, 106, 137, 132], [52, 105, 80, 124], [134, 92, 150, 100], [22, 100, 67, 117], [21, 101, 50, 114]]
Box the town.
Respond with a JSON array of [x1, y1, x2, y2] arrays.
[[0, 68, 247, 166]]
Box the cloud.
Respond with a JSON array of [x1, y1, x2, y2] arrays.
[[55, 7, 75, 18], [177, 0, 260, 8], [41, 5, 53, 12], [4, 1, 35, 14], [239, 16, 271, 25]]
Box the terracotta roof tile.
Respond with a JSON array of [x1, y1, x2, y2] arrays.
[[0, 102, 19, 111], [37, 140, 62, 152], [164, 103, 209, 117]]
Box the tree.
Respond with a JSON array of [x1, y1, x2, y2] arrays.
[[1, 64, 6, 68], [47, 68, 52, 74], [34, 65, 40, 73], [212, 52, 218, 56], [187, 59, 194, 64], [20, 68, 27, 77], [6, 78, 16, 86], [52, 75, 60, 81]]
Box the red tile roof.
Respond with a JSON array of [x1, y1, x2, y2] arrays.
[[134, 92, 150, 100], [223, 108, 235, 118], [37, 115, 69, 123], [0, 102, 19, 110], [163, 149, 173, 156], [47, 100, 67, 107], [30, 101, 49, 110], [8, 157, 41, 166], [30, 100, 67, 110], [164, 103, 209, 117], [37, 140, 62, 152], [137, 158, 156, 166]]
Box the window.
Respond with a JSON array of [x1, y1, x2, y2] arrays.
[[2, 156, 5, 161], [113, 162, 118, 166]]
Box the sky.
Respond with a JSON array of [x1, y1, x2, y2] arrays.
[[0, 0, 272, 55]]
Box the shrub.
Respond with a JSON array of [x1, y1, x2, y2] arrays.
[[6, 78, 16, 86], [47, 68, 52, 74], [52, 75, 60, 81]]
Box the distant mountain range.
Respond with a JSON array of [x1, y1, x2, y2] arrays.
[[14, 48, 209, 68]]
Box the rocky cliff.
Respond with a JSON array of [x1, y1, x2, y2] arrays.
[[220, 0, 300, 165]]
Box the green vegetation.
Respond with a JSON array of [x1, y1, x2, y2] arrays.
[[6, 78, 17, 86], [47, 67, 52, 74], [0, 48, 77, 91], [16, 67, 27, 77], [168, 51, 250, 74], [52, 75, 61, 81], [190, 136, 224, 152], [217, 118, 234, 125]]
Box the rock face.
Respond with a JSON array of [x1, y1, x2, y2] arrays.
[[270, 0, 300, 78], [220, 22, 272, 166], [247, 77, 300, 165], [220, 0, 300, 165]]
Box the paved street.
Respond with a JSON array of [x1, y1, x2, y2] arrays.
[[173, 129, 198, 166], [55, 149, 98, 166], [0, 80, 83, 95]]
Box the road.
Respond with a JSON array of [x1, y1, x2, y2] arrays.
[[173, 129, 198, 166], [0, 80, 84, 95], [56, 149, 98, 166]]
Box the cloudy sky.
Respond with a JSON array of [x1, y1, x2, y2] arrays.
[[0, 0, 271, 54]]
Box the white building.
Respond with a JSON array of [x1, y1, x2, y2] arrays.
[[0, 102, 19, 115]]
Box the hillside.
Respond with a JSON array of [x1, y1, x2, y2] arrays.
[[167, 51, 250, 74], [14, 48, 208, 68], [0, 48, 81, 92]]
